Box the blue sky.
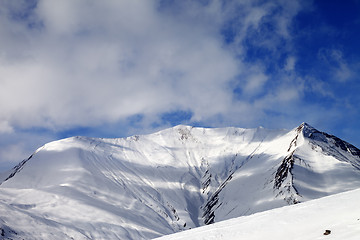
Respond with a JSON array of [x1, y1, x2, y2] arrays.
[[0, 0, 359, 171]]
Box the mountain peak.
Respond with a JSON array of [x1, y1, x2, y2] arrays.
[[298, 122, 315, 131], [295, 122, 323, 140]]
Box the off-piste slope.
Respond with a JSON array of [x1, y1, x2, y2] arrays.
[[155, 187, 360, 240], [0, 123, 360, 239]]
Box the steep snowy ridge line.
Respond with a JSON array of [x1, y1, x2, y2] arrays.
[[0, 123, 360, 239], [272, 124, 304, 204], [1, 144, 46, 184], [302, 123, 360, 169]]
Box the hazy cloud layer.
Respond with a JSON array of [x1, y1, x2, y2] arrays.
[[0, 0, 359, 169]]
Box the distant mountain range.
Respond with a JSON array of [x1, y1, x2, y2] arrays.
[[1, 123, 360, 239]]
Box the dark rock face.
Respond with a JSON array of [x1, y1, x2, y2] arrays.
[[2, 154, 34, 184], [302, 123, 360, 170], [273, 124, 303, 203], [202, 174, 233, 225], [274, 152, 295, 190]]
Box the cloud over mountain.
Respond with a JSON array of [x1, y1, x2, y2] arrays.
[[0, 0, 359, 169], [0, 0, 307, 130]]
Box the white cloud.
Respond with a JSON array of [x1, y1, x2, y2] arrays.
[[0, 121, 13, 134], [335, 62, 352, 82], [1, 0, 246, 131], [285, 56, 296, 71], [318, 48, 354, 82], [0, 0, 318, 169], [329, 49, 353, 82], [243, 72, 268, 95]]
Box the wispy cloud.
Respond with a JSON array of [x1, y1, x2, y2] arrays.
[[318, 48, 354, 82]]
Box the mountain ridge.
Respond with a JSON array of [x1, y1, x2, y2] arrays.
[[1, 123, 360, 239]]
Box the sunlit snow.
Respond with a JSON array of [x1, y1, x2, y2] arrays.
[[0, 123, 359, 239]]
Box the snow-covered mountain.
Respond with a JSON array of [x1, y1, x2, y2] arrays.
[[1, 123, 360, 239]]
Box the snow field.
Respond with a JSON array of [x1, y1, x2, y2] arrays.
[[155, 188, 360, 240]]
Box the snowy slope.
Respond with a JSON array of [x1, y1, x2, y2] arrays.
[[155, 187, 360, 240], [0, 123, 360, 239]]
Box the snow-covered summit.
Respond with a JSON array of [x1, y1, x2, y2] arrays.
[[1, 123, 360, 239]]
